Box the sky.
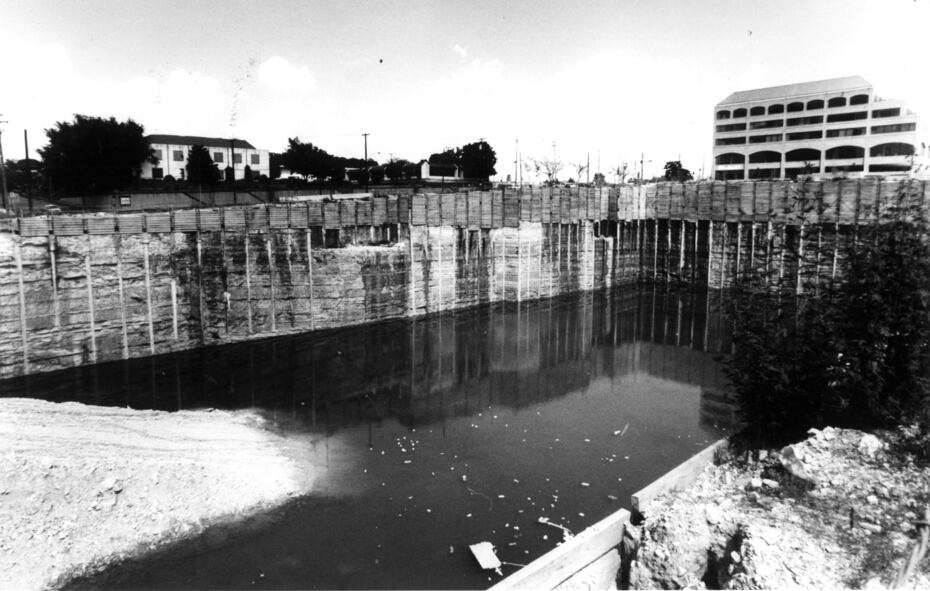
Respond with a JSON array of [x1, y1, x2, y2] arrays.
[[2, 0, 929, 181]]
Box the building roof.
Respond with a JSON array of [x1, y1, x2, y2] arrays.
[[146, 134, 257, 149], [717, 75, 872, 106]]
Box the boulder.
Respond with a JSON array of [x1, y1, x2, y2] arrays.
[[857, 434, 883, 458]]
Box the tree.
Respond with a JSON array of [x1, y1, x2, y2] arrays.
[[593, 172, 606, 186], [283, 137, 337, 181], [663, 160, 693, 182], [458, 140, 497, 180], [614, 162, 630, 184], [385, 159, 412, 183], [725, 186, 930, 446], [572, 161, 588, 183], [39, 114, 156, 195], [529, 156, 563, 185], [2, 159, 42, 195], [186, 144, 221, 186], [269, 152, 284, 179], [428, 148, 457, 167]]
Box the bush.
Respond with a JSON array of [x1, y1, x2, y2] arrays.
[[726, 186, 930, 446]]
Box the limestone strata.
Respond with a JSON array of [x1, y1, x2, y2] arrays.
[[0, 220, 620, 378]]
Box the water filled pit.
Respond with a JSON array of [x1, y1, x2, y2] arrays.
[[2, 287, 735, 589]]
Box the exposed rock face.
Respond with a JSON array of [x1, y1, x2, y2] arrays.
[[0, 220, 619, 378], [628, 428, 930, 589]]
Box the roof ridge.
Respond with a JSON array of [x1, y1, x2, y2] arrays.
[[718, 75, 872, 106], [146, 134, 258, 150]]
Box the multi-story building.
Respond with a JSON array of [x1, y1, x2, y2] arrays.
[[712, 76, 929, 181], [140, 135, 270, 181]]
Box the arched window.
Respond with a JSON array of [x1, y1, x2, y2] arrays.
[[732, 108, 747, 118], [786, 148, 821, 162], [715, 153, 745, 165], [768, 104, 784, 115], [748, 151, 781, 163], [787, 102, 804, 112], [870, 143, 915, 157], [806, 99, 824, 110], [825, 145, 864, 159], [827, 97, 847, 108], [849, 94, 869, 105], [716, 110, 731, 120], [750, 106, 765, 116]]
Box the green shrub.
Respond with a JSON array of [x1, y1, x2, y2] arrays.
[[726, 185, 930, 446]]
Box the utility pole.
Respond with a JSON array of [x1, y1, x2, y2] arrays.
[[24, 129, 32, 213], [514, 138, 518, 187], [640, 152, 645, 184], [586, 152, 590, 185], [230, 138, 237, 205], [0, 117, 8, 211], [362, 132, 369, 192]]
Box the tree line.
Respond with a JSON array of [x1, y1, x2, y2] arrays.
[[1, 114, 498, 198], [278, 138, 497, 185]]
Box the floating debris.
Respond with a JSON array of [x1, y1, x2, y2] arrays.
[[469, 542, 502, 573], [537, 516, 574, 541]]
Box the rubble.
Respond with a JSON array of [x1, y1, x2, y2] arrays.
[[628, 428, 930, 589]]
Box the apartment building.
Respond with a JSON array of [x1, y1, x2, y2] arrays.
[[712, 76, 929, 181], [140, 135, 270, 181]]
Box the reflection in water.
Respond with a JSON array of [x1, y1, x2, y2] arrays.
[[7, 287, 737, 590], [2, 287, 733, 432]]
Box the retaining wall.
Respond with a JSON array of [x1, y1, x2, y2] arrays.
[[1, 179, 927, 378]]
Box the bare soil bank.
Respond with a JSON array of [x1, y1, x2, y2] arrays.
[[0, 398, 314, 590], [628, 428, 930, 589]]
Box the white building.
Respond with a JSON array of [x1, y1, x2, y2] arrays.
[[712, 76, 929, 181], [418, 160, 463, 181], [141, 135, 271, 181]]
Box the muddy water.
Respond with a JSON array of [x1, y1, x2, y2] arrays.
[[3, 287, 735, 590]]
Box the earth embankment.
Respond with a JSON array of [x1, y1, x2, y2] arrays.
[[0, 398, 314, 590]]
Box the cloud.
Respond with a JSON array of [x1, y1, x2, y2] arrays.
[[452, 44, 468, 60], [257, 56, 318, 94]]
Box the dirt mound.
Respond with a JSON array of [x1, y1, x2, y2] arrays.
[[629, 427, 930, 589], [0, 398, 313, 590]]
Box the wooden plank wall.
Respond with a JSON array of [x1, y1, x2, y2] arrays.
[[11, 179, 928, 238]]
